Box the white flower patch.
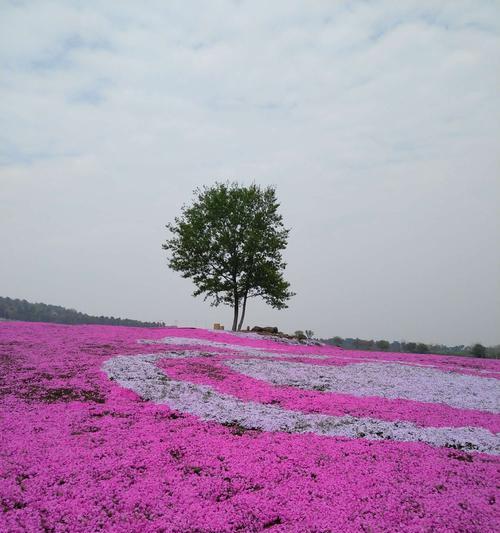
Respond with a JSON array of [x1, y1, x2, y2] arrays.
[[226, 359, 500, 414], [227, 331, 323, 346], [102, 353, 500, 455], [139, 336, 330, 359], [328, 355, 500, 377]]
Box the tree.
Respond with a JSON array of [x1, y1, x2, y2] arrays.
[[416, 342, 429, 354], [304, 330, 314, 339], [162, 182, 295, 331], [332, 336, 344, 347], [404, 342, 417, 353], [471, 343, 486, 358], [376, 339, 390, 351], [0, 296, 164, 327], [359, 339, 374, 350]]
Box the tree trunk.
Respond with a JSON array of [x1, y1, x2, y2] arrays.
[[237, 291, 248, 331], [231, 295, 239, 331]]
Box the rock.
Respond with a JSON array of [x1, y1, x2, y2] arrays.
[[251, 326, 279, 334]]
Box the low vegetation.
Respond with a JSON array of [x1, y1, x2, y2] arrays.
[[322, 335, 498, 359]]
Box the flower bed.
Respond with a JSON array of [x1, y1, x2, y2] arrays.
[[0, 322, 498, 532]]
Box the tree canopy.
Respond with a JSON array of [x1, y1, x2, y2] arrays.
[[321, 336, 499, 359], [0, 296, 164, 327], [471, 343, 486, 358], [162, 182, 294, 330]]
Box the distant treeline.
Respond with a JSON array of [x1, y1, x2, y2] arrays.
[[0, 296, 165, 328], [321, 336, 499, 359]]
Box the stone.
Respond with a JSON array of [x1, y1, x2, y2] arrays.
[[251, 326, 279, 334]]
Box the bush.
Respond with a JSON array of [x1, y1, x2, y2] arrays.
[[294, 330, 306, 340], [471, 343, 486, 358]]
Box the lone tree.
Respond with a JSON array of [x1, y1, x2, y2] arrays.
[[163, 182, 294, 331]]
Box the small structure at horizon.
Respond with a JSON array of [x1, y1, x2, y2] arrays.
[[213, 323, 224, 331]]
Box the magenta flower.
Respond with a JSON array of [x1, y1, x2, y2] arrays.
[[1, 322, 498, 532]]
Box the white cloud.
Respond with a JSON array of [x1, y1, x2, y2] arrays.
[[1, 0, 499, 344]]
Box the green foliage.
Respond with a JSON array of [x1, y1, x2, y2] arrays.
[[376, 339, 390, 351], [404, 342, 417, 353], [294, 330, 306, 340], [332, 336, 344, 347], [163, 182, 294, 330], [0, 296, 164, 327], [416, 342, 429, 354], [304, 329, 314, 339], [471, 343, 486, 358], [322, 335, 498, 359]]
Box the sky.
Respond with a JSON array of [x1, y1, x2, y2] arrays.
[[1, 0, 499, 345]]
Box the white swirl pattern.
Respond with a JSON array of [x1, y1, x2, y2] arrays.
[[225, 359, 500, 413], [103, 340, 500, 455]]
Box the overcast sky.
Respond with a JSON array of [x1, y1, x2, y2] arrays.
[[1, 1, 499, 345]]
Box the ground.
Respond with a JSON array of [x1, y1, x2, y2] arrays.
[[0, 322, 498, 532]]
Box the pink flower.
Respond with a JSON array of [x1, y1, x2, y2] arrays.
[[1, 322, 498, 532]]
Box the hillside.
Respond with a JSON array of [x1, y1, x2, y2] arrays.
[[0, 296, 164, 328]]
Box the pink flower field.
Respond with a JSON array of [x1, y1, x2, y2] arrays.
[[1, 322, 499, 532]]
